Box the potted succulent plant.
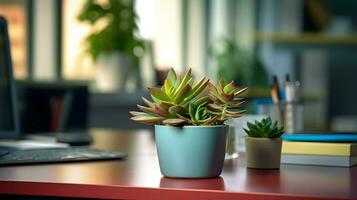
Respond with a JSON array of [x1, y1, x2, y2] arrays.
[[244, 117, 284, 169], [130, 68, 247, 178]]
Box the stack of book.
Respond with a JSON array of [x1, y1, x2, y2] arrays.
[[281, 134, 357, 167]]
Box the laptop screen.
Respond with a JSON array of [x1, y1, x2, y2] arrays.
[[0, 17, 19, 138]]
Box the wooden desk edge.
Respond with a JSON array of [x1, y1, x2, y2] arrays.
[[0, 181, 350, 200]]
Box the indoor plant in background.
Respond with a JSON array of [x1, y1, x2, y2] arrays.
[[244, 117, 285, 169], [209, 38, 268, 88], [78, 0, 144, 92], [130, 68, 247, 178]]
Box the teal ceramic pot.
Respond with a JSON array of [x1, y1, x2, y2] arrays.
[[155, 125, 228, 178]]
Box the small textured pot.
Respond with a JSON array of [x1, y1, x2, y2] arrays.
[[155, 125, 228, 178], [245, 137, 282, 169]]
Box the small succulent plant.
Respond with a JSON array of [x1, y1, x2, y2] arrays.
[[130, 68, 247, 126], [244, 117, 284, 138]]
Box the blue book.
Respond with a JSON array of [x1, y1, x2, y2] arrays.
[[282, 133, 357, 142]]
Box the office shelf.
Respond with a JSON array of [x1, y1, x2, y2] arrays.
[[242, 88, 270, 99], [242, 88, 325, 101], [254, 32, 357, 45]]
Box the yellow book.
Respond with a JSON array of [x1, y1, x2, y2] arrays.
[[282, 141, 357, 156]]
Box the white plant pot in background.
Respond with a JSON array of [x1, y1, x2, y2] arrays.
[[95, 52, 141, 92]]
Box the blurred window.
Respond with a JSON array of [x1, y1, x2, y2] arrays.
[[0, 0, 29, 79], [62, 0, 94, 81]]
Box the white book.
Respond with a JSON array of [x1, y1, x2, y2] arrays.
[[281, 154, 357, 167]]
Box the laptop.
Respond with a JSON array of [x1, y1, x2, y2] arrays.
[[0, 16, 127, 165]]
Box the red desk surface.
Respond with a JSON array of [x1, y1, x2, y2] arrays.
[[0, 129, 356, 200]]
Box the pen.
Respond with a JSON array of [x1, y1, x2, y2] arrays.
[[285, 74, 291, 84], [271, 75, 281, 104], [271, 75, 284, 126]]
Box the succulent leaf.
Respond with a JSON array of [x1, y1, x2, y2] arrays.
[[188, 100, 215, 125], [234, 87, 248, 96], [192, 77, 207, 91], [130, 115, 165, 125], [206, 110, 223, 116], [154, 105, 171, 117], [142, 97, 155, 108], [208, 103, 224, 111], [166, 68, 177, 86], [148, 87, 170, 102], [158, 102, 174, 110], [129, 111, 149, 116], [176, 113, 193, 124], [168, 105, 187, 117], [173, 68, 192, 96], [174, 84, 192, 104], [137, 104, 155, 114], [188, 103, 198, 119], [162, 118, 186, 126], [203, 116, 218, 125], [223, 80, 235, 94], [164, 79, 173, 97], [222, 92, 234, 101], [182, 78, 209, 105]]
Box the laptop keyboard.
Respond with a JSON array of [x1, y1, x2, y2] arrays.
[[0, 147, 127, 165]]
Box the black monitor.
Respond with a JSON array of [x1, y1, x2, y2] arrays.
[[19, 82, 89, 134], [0, 16, 20, 139]]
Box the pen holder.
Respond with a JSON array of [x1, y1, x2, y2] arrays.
[[258, 103, 303, 133], [275, 103, 286, 127], [284, 102, 304, 133]]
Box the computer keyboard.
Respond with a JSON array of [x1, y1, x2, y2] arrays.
[[0, 147, 127, 165], [0, 150, 9, 157]]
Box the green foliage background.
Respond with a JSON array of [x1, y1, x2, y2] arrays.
[[210, 38, 268, 88], [78, 0, 143, 66]]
